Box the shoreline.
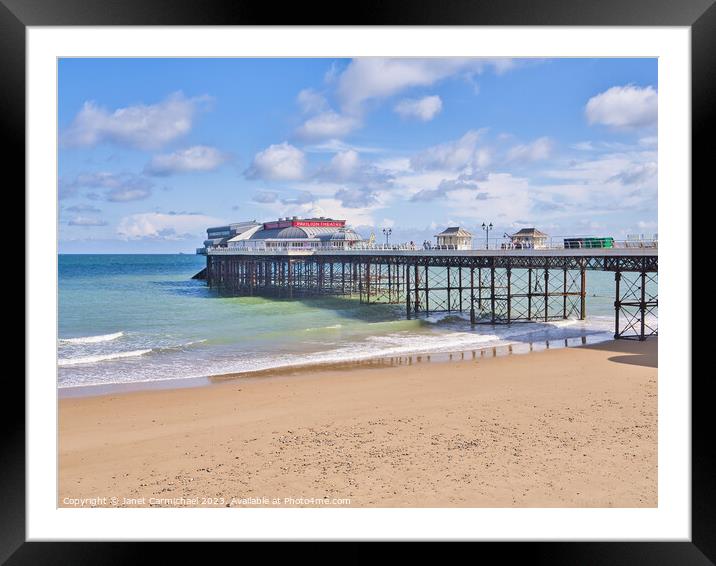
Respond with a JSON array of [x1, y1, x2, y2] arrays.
[[59, 337, 657, 508], [59, 330, 614, 398]]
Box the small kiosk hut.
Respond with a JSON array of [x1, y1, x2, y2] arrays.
[[509, 228, 549, 249], [435, 227, 473, 250]]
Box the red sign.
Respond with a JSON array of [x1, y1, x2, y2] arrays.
[[263, 219, 345, 230], [293, 221, 344, 228]]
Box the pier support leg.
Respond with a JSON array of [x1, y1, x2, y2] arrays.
[[544, 267, 549, 322], [613, 260, 657, 340], [640, 269, 647, 341], [458, 266, 463, 312], [446, 266, 451, 312], [580, 268, 587, 320], [563, 267, 568, 319], [287, 259, 293, 298], [414, 264, 420, 316], [366, 261, 371, 304], [490, 265, 496, 324], [506, 267, 512, 323], [358, 263, 363, 303], [387, 263, 392, 303], [527, 268, 532, 320], [470, 267, 475, 325], [614, 270, 621, 339], [406, 263, 411, 318], [478, 268, 483, 310]]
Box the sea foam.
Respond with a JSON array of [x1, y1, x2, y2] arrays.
[[59, 331, 124, 344], [58, 348, 152, 366]]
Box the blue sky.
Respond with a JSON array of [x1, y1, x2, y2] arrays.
[[58, 57, 658, 253]]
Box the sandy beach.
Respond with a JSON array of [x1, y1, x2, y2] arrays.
[[59, 338, 657, 508]]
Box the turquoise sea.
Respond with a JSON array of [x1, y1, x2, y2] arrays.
[[58, 254, 629, 390]]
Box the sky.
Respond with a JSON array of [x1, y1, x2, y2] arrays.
[[58, 57, 658, 253]]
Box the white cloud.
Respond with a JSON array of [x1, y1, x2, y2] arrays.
[[296, 89, 328, 114], [145, 145, 229, 176], [374, 157, 412, 172], [281, 190, 315, 205], [569, 140, 649, 153], [295, 59, 513, 142], [295, 111, 360, 140], [251, 191, 279, 204], [68, 216, 108, 227], [410, 175, 481, 202], [408, 172, 532, 225], [336, 58, 511, 113], [117, 212, 223, 240], [328, 150, 360, 179], [448, 173, 531, 223], [506, 137, 553, 163], [411, 130, 490, 171], [62, 92, 210, 149], [63, 171, 154, 202], [306, 198, 380, 226], [65, 204, 102, 213], [585, 85, 657, 129], [571, 141, 595, 151], [106, 187, 152, 202], [312, 150, 394, 188], [394, 95, 443, 121], [544, 152, 656, 186], [69, 172, 118, 188], [334, 187, 380, 208], [302, 139, 383, 154], [245, 142, 306, 181], [254, 196, 378, 228], [607, 162, 657, 186], [536, 150, 657, 220]]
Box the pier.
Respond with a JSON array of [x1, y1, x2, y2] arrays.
[[202, 247, 658, 341]]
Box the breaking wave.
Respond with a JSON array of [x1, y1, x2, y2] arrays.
[[58, 348, 152, 366], [59, 331, 124, 344]]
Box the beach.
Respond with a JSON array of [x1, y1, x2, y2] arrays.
[[59, 338, 657, 508]]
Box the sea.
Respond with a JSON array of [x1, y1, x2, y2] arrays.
[[58, 254, 644, 392]]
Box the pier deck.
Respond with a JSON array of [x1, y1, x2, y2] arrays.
[[209, 247, 657, 258], [203, 248, 658, 341]]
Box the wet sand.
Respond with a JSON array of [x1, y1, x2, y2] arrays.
[[59, 338, 657, 508]]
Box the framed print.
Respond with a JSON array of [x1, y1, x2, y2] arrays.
[[5, 0, 712, 560]]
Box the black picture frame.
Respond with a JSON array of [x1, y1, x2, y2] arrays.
[[5, 0, 710, 560]]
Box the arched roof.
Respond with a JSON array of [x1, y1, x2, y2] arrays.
[[249, 226, 362, 241]]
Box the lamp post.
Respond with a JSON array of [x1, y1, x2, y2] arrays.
[[382, 228, 392, 247], [481, 222, 493, 250]]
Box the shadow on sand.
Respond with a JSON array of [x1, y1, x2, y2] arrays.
[[581, 337, 658, 369]]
